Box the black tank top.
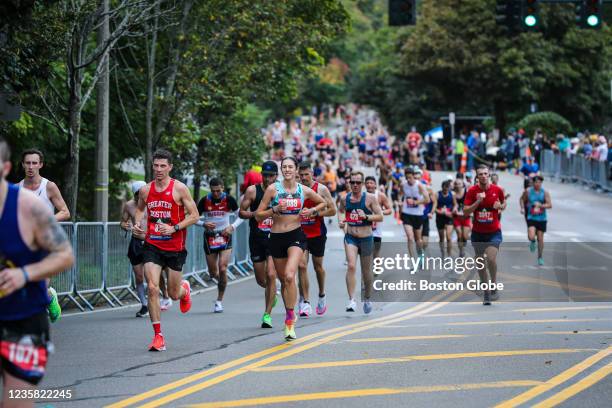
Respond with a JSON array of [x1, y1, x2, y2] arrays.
[[249, 184, 265, 231]]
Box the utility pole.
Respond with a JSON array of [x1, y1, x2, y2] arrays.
[[95, 0, 110, 221]]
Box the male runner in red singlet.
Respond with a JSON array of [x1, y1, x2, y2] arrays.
[[133, 149, 199, 351], [297, 161, 336, 317]]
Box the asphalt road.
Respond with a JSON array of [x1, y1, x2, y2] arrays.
[[34, 169, 612, 408]]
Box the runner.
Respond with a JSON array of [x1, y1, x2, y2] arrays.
[[19, 149, 71, 323], [297, 161, 337, 317], [431, 180, 454, 258], [197, 178, 242, 313], [406, 127, 422, 164], [390, 163, 403, 224], [338, 171, 384, 313], [120, 181, 149, 317], [270, 121, 285, 160], [255, 157, 326, 341], [463, 164, 506, 305], [519, 175, 552, 266], [239, 161, 279, 328], [400, 167, 430, 265], [0, 137, 74, 407], [452, 178, 471, 257], [491, 173, 510, 221], [133, 149, 199, 351], [365, 176, 393, 260], [416, 168, 435, 252]]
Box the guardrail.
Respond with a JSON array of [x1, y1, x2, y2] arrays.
[[539, 150, 611, 192], [52, 220, 253, 312]]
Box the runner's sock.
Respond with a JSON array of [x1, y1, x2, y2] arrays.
[[137, 283, 147, 306], [153, 322, 161, 335], [285, 308, 295, 324]]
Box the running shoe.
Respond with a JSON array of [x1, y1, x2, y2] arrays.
[[47, 287, 61, 323], [483, 290, 491, 306], [214, 300, 223, 313], [346, 299, 356, 312], [261, 313, 272, 328], [160, 297, 173, 311], [284, 314, 297, 341], [179, 280, 191, 313], [490, 290, 499, 302], [316, 295, 327, 315], [148, 333, 166, 351], [529, 240, 536, 253], [363, 300, 373, 314], [538, 257, 544, 266], [300, 301, 312, 318], [136, 305, 149, 318]]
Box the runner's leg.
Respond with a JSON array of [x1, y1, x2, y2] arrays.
[[345, 244, 359, 299], [2, 371, 36, 408], [145, 263, 162, 325]]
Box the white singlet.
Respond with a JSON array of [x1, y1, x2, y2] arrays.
[[401, 181, 424, 216], [19, 177, 54, 211]]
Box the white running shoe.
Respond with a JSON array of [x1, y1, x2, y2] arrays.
[[160, 298, 172, 311], [214, 300, 223, 313], [316, 295, 327, 315], [346, 299, 356, 312], [300, 302, 312, 318]]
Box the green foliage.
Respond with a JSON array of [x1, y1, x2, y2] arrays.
[[518, 111, 573, 138]]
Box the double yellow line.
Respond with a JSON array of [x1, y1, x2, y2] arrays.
[[107, 292, 459, 408]]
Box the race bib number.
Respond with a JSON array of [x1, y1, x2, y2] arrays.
[[530, 206, 542, 215], [258, 217, 273, 232], [0, 340, 48, 376], [405, 197, 418, 208], [148, 220, 171, 241], [348, 210, 362, 224], [475, 209, 494, 224], [300, 212, 316, 225], [279, 197, 302, 214], [444, 207, 452, 216], [207, 234, 228, 250]]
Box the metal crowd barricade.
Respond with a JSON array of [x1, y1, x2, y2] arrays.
[[559, 154, 571, 182], [50, 223, 83, 310], [541, 150, 612, 193], [231, 221, 253, 277], [105, 222, 139, 305], [183, 225, 209, 288]]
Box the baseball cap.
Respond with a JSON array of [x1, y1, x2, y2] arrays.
[[261, 161, 278, 175], [131, 181, 146, 194], [465, 171, 473, 178]]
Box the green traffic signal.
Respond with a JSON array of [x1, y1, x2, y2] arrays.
[[586, 15, 600, 27], [524, 15, 537, 27]]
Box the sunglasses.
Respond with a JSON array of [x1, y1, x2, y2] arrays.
[[350, 181, 363, 185]]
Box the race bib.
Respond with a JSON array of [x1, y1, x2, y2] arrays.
[[475, 209, 493, 224], [530, 206, 542, 215], [300, 212, 316, 225], [405, 197, 418, 208], [347, 210, 363, 225], [0, 339, 48, 377], [444, 207, 452, 216], [258, 217, 273, 232], [279, 197, 302, 214], [148, 219, 171, 241], [207, 234, 229, 250]]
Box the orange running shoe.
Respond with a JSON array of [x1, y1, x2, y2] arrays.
[[180, 280, 191, 313], [148, 333, 166, 351]]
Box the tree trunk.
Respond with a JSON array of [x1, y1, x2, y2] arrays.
[[494, 99, 507, 138], [64, 70, 82, 220], [192, 139, 206, 203], [144, 3, 159, 181]]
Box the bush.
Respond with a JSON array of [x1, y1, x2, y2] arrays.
[[517, 112, 572, 138]]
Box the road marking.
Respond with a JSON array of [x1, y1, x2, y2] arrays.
[[110, 292, 459, 408], [495, 346, 612, 408], [106, 301, 437, 408], [515, 305, 612, 313], [347, 334, 469, 343], [184, 381, 543, 408], [504, 230, 525, 237], [570, 237, 612, 260], [504, 273, 612, 298], [383, 318, 612, 328], [137, 300, 455, 408], [346, 331, 612, 343], [250, 349, 591, 373], [550, 231, 582, 238], [533, 363, 612, 408]]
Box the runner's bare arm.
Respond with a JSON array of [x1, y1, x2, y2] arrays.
[[0, 200, 74, 296], [239, 185, 256, 219], [366, 194, 383, 222], [430, 190, 439, 214], [120, 202, 132, 231], [47, 181, 71, 221], [518, 190, 527, 214], [317, 184, 337, 217], [380, 192, 393, 216], [133, 185, 149, 235], [418, 183, 430, 205], [255, 184, 276, 222], [462, 191, 483, 216], [176, 183, 199, 229], [543, 190, 552, 209]]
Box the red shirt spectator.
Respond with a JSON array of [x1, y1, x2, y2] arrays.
[[464, 183, 505, 233], [240, 167, 262, 194]]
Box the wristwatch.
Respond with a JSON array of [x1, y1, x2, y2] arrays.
[[174, 224, 180, 232], [312, 209, 319, 217]]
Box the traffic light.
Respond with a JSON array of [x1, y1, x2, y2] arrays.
[[521, 0, 540, 30], [578, 0, 603, 29], [496, 0, 521, 34], [389, 0, 416, 26]]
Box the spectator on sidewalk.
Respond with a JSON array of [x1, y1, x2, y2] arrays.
[[241, 164, 263, 194]]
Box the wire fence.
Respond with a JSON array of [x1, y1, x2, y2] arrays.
[[52, 219, 253, 311], [539, 149, 612, 192]]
